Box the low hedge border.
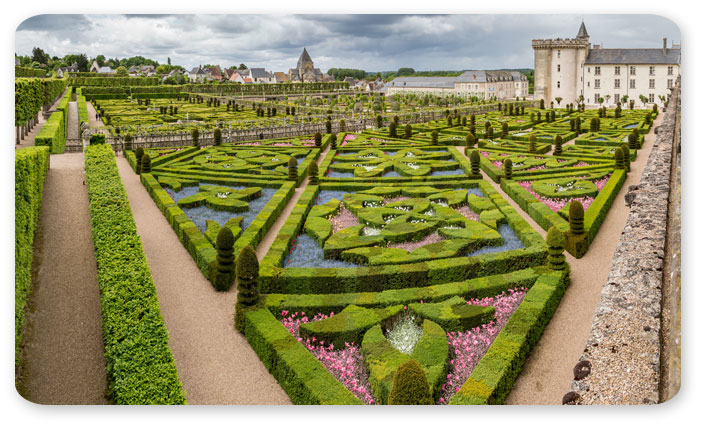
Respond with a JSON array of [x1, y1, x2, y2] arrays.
[[84, 144, 186, 404], [585, 169, 626, 244], [15, 146, 50, 365], [34, 110, 65, 154], [263, 268, 541, 317], [259, 180, 547, 294], [78, 94, 89, 125], [141, 172, 294, 289], [449, 269, 569, 404], [244, 307, 362, 405]]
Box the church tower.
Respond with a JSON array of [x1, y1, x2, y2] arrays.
[[532, 22, 590, 107], [297, 48, 316, 82]]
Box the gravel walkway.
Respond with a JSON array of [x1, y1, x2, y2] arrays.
[[87, 102, 105, 128], [66, 101, 79, 140], [502, 110, 665, 404], [115, 157, 291, 404], [15, 153, 109, 404]]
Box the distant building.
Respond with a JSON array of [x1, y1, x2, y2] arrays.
[[288, 48, 329, 82], [273, 72, 288, 83], [56, 62, 79, 78], [532, 22, 681, 106], [384, 70, 528, 99], [244, 68, 275, 84], [188, 65, 209, 82], [207, 66, 223, 81]]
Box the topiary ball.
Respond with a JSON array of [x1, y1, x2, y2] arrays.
[[236, 245, 259, 283], [387, 359, 433, 405], [568, 200, 585, 235], [217, 226, 235, 251]]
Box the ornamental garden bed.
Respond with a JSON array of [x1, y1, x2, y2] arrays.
[[248, 173, 568, 404]]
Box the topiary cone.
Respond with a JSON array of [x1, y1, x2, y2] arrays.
[[308, 161, 319, 185], [614, 147, 625, 170], [288, 156, 298, 180], [568, 200, 585, 235], [213, 128, 222, 146], [214, 227, 236, 291], [503, 158, 513, 179], [314, 132, 322, 147], [134, 147, 144, 174], [470, 150, 480, 176], [621, 144, 630, 172], [546, 226, 568, 272], [628, 133, 638, 150], [528, 134, 537, 153], [501, 122, 509, 138], [466, 133, 475, 149], [553, 135, 563, 155], [141, 153, 151, 173], [431, 131, 438, 146], [387, 359, 433, 405], [404, 124, 412, 139]]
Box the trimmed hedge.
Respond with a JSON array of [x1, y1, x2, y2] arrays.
[[449, 270, 569, 404], [15, 146, 50, 364], [34, 110, 66, 154], [244, 308, 362, 405], [260, 180, 547, 294], [15, 78, 66, 126], [84, 144, 186, 404]]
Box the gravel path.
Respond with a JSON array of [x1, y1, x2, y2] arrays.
[[87, 102, 105, 128], [502, 110, 665, 404], [15, 153, 109, 404], [115, 157, 291, 405], [66, 101, 79, 140]]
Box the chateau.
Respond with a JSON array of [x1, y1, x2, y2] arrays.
[[532, 22, 680, 107], [288, 48, 328, 82], [384, 70, 529, 100]]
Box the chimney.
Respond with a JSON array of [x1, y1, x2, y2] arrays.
[[663, 38, 667, 56]]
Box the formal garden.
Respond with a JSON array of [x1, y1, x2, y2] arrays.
[[16, 74, 666, 405]]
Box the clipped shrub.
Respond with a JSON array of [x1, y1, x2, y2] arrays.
[[615, 105, 622, 118], [326, 120, 332, 134], [389, 122, 398, 138], [621, 144, 630, 172], [568, 200, 585, 235], [465, 133, 475, 149], [89, 134, 106, 145], [331, 133, 338, 149], [376, 115, 383, 128], [550, 110, 556, 122], [431, 130, 438, 146], [614, 147, 625, 169], [387, 359, 433, 405], [470, 150, 480, 176], [503, 158, 512, 179], [340, 119, 346, 132], [404, 124, 412, 139], [539, 99, 545, 109], [447, 115, 453, 127], [528, 134, 537, 153], [308, 161, 319, 185], [288, 156, 298, 180], [501, 122, 509, 138], [141, 153, 151, 174], [629, 100, 635, 109], [125, 134, 133, 150], [652, 103, 658, 114], [314, 132, 322, 147], [628, 132, 638, 149], [546, 226, 568, 272], [134, 147, 145, 174], [486, 126, 494, 140], [213, 128, 222, 146], [553, 135, 563, 155], [214, 227, 236, 292], [234, 246, 261, 332], [191, 128, 199, 147]]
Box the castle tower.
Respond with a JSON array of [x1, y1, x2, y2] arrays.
[[532, 22, 590, 107]]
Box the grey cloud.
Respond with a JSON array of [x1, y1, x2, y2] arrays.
[[17, 14, 92, 32]]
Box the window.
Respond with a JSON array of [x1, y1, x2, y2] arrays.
[[668, 66, 674, 75], [614, 79, 621, 89], [649, 66, 655, 75], [614, 94, 621, 104], [587, 67, 591, 73], [594, 79, 601, 89], [475, 84, 478, 90], [667, 79, 673, 88], [594, 66, 601, 75], [629, 79, 636, 89], [649, 79, 655, 89], [558, 50, 561, 58], [557, 81, 561, 89], [630, 66, 636, 75], [615, 66, 621, 75], [557, 64, 561, 72], [649, 93, 655, 103], [588, 82, 590, 88], [594, 93, 600, 103]]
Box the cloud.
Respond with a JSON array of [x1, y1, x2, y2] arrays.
[[14, 14, 681, 72]]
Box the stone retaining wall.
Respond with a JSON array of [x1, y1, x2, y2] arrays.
[[567, 77, 681, 405]]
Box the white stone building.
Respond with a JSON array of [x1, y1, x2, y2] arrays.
[[533, 22, 680, 107], [384, 70, 529, 100]]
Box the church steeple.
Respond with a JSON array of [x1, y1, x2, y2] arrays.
[[576, 21, 589, 40]]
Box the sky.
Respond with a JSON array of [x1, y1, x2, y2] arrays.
[[14, 14, 682, 73], [15, 14, 680, 73]]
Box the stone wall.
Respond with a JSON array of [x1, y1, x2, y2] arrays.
[[566, 77, 681, 405]]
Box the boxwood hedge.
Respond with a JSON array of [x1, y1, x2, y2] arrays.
[[84, 144, 186, 404]]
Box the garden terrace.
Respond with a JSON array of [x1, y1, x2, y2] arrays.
[[247, 174, 569, 404], [321, 145, 472, 181], [131, 143, 322, 289]]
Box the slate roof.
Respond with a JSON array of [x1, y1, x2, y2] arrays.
[[249, 68, 270, 79], [97, 66, 114, 74], [298, 48, 312, 65], [389, 70, 526, 89], [577, 22, 589, 39], [584, 48, 681, 65]]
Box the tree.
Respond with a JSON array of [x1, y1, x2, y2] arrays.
[[554, 97, 562, 107], [31, 47, 48, 65], [115, 66, 128, 77], [397, 67, 415, 76], [167, 57, 171, 65], [76, 53, 89, 72], [239, 63, 247, 70], [95, 54, 106, 67]]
